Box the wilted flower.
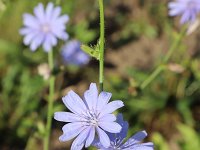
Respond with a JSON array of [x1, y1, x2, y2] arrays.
[[93, 114, 154, 150], [168, 0, 200, 24], [187, 18, 200, 35], [20, 2, 69, 52], [61, 40, 90, 66], [37, 63, 50, 80], [54, 83, 124, 150], [168, 63, 185, 73]]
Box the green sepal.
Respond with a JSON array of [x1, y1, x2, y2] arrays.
[[81, 44, 100, 60]]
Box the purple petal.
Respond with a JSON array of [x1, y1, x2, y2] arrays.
[[108, 113, 129, 143], [52, 27, 69, 40], [19, 27, 33, 35], [180, 10, 191, 24], [23, 14, 39, 29], [23, 32, 38, 45], [71, 127, 91, 150], [123, 130, 148, 147], [43, 36, 52, 52], [96, 127, 110, 148], [96, 91, 112, 112], [99, 100, 124, 117], [99, 114, 116, 122], [85, 126, 95, 147], [116, 113, 129, 139], [84, 83, 98, 110], [33, 3, 45, 22], [30, 33, 44, 51], [126, 142, 154, 150], [59, 122, 85, 141], [56, 15, 69, 24], [62, 90, 87, 115], [46, 33, 57, 46], [54, 112, 83, 122], [51, 6, 61, 20], [45, 2, 54, 20], [98, 122, 122, 133], [91, 138, 104, 149]]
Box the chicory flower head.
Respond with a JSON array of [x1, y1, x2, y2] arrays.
[[61, 40, 90, 66], [20, 2, 69, 52], [54, 83, 124, 150], [93, 114, 154, 150], [168, 0, 200, 24]]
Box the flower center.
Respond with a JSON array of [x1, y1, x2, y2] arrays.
[[86, 110, 98, 126], [41, 24, 50, 33], [111, 142, 121, 150]]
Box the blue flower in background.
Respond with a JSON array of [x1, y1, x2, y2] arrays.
[[54, 83, 124, 150], [93, 114, 154, 150], [168, 0, 200, 24], [20, 2, 69, 52], [61, 40, 90, 66]]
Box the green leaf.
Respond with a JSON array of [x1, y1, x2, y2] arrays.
[[177, 124, 200, 150]]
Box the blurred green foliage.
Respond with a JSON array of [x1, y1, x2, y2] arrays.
[[0, 0, 200, 150]]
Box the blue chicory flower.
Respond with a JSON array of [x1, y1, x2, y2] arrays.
[[168, 0, 200, 24], [54, 83, 124, 150], [20, 2, 69, 52], [61, 40, 90, 66], [93, 114, 154, 150]]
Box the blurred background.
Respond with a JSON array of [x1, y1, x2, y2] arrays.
[[0, 0, 200, 149]]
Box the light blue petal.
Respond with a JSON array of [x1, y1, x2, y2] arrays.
[[123, 130, 147, 147], [96, 91, 112, 112], [59, 122, 85, 141], [30, 33, 44, 51], [52, 6, 61, 19], [99, 100, 124, 117], [124, 142, 154, 150], [54, 112, 83, 122], [84, 83, 98, 110], [23, 32, 38, 45], [99, 122, 122, 133], [43, 35, 52, 52], [99, 114, 116, 122], [45, 2, 54, 20], [96, 127, 110, 148], [33, 3, 45, 22], [62, 90, 87, 115], [19, 27, 33, 35], [108, 113, 128, 142], [85, 126, 95, 147], [56, 15, 69, 24], [71, 127, 91, 150], [23, 14, 39, 28]]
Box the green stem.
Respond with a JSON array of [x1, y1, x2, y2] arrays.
[[98, 0, 105, 92], [140, 26, 187, 90], [44, 50, 55, 150], [140, 65, 165, 90]]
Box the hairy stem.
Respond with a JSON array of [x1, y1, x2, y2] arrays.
[[44, 50, 55, 150], [141, 26, 187, 90], [98, 0, 105, 92]]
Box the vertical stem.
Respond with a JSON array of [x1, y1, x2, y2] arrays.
[[98, 0, 105, 92], [140, 26, 187, 90], [44, 50, 55, 150]]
